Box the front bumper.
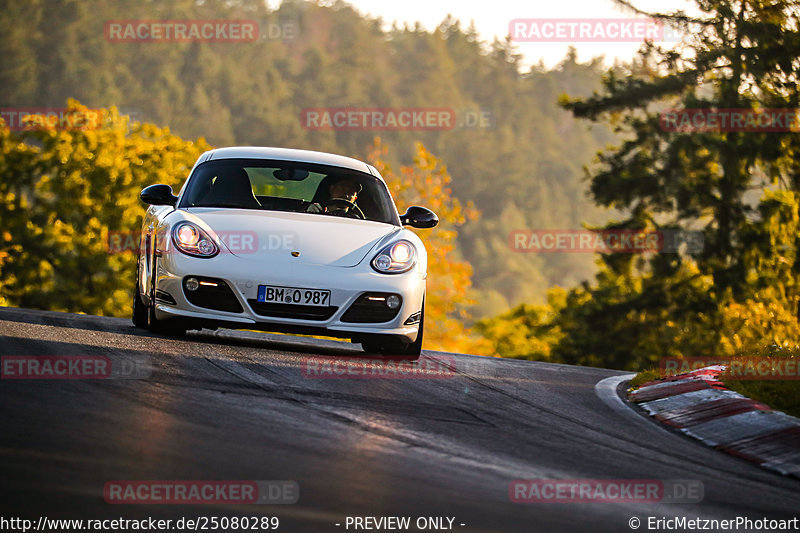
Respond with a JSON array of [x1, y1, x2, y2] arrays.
[[151, 254, 424, 343]]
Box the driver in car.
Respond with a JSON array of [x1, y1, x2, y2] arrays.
[[306, 177, 363, 217]]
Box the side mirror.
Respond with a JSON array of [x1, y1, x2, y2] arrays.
[[140, 184, 178, 206], [400, 206, 439, 229]]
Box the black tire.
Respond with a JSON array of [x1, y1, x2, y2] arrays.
[[404, 299, 424, 356], [146, 256, 186, 336], [147, 297, 187, 336], [361, 297, 424, 360], [132, 265, 149, 329]]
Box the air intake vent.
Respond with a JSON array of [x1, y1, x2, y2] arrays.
[[341, 293, 402, 323], [183, 277, 243, 313], [247, 301, 337, 320]]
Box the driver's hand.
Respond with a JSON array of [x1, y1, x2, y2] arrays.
[[306, 203, 323, 213], [329, 198, 351, 210]]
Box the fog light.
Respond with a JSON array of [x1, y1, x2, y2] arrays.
[[185, 277, 199, 291], [386, 295, 401, 309]]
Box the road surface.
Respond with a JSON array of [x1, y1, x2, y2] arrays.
[[1, 306, 797, 532]]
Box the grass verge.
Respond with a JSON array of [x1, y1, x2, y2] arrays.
[[721, 345, 800, 418], [628, 368, 667, 390], [628, 345, 800, 418]]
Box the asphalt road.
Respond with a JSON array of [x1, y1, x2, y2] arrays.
[[1, 306, 798, 532]]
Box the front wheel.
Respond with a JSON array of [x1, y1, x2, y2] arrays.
[[146, 257, 186, 337], [361, 298, 424, 360], [132, 265, 149, 329], [147, 297, 187, 336]]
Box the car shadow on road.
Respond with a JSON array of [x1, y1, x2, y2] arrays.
[[0, 306, 422, 362]]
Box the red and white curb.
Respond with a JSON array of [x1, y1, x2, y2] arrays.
[[628, 366, 800, 478]]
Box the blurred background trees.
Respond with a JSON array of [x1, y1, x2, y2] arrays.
[[485, 0, 800, 368], [2, 0, 799, 365], [0, 0, 614, 320], [0, 100, 211, 315]]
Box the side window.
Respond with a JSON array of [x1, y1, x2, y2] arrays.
[[183, 171, 216, 205]]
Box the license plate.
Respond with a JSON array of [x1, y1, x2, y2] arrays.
[[257, 285, 331, 307]]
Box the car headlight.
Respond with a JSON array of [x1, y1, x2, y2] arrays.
[[171, 222, 219, 258], [371, 240, 416, 274]]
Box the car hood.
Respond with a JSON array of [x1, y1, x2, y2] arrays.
[[184, 208, 399, 267]]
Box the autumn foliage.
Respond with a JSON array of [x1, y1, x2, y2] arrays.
[[0, 99, 211, 314], [367, 138, 493, 355], [0, 105, 492, 355]]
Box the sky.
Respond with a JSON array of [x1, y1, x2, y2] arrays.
[[269, 0, 699, 68]]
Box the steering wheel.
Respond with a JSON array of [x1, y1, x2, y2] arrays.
[[320, 198, 365, 220]]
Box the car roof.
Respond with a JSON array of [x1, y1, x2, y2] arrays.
[[200, 146, 380, 179]]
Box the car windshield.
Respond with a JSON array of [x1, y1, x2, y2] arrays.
[[179, 159, 399, 225]]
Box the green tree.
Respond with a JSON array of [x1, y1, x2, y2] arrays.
[[482, 0, 800, 368]]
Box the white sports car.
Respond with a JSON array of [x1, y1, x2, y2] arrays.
[[132, 147, 438, 357]]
